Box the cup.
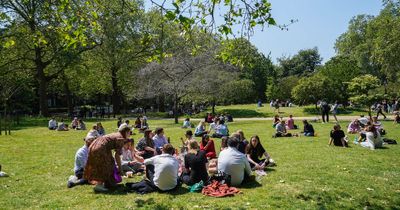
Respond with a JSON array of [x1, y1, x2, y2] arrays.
[[126, 171, 133, 178]]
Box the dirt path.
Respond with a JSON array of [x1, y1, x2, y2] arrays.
[[155, 115, 393, 121]]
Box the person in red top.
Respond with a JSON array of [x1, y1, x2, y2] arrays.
[[200, 134, 217, 159]]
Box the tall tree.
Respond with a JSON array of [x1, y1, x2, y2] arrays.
[[277, 47, 322, 77], [0, 0, 99, 116]]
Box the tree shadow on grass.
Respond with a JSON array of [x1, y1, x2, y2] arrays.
[[94, 184, 128, 195], [219, 109, 269, 118]]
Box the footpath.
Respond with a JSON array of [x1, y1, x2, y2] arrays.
[[156, 116, 393, 121]]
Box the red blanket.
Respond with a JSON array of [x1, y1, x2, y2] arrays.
[[202, 180, 240, 197]]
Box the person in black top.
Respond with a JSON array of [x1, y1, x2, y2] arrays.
[[181, 140, 208, 186], [117, 117, 123, 128], [245, 135, 271, 170], [320, 100, 330, 123], [329, 124, 348, 147], [302, 120, 315, 136], [235, 130, 249, 154]]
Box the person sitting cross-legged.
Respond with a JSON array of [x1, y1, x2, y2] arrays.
[[194, 120, 208, 137], [302, 120, 315, 137], [181, 140, 209, 186], [126, 144, 179, 194], [359, 125, 383, 150], [212, 120, 229, 138], [274, 121, 296, 137], [121, 139, 144, 174], [246, 135, 274, 170], [329, 124, 348, 147], [48, 117, 58, 130], [200, 134, 217, 159], [217, 137, 252, 186]]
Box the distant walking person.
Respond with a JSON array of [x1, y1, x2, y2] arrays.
[[320, 100, 330, 123], [331, 101, 339, 122], [376, 103, 386, 119]]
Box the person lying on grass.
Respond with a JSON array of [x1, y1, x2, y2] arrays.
[[181, 140, 209, 186], [67, 136, 96, 188], [302, 120, 315, 137], [329, 124, 348, 147], [246, 135, 274, 170], [274, 121, 298, 137]]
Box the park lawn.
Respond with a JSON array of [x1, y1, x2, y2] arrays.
[[0, 118, 400, 209], [190, 104, 367, 118]]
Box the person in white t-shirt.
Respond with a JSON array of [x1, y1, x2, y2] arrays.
[[126, 144, 179, 193], [217, 137, 252, 186]]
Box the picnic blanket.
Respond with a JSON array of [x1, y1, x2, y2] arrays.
[[201, 180, 240, 197]]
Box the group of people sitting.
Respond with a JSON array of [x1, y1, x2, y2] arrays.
[[342, 115, 388, 150], [67, 120, 275, 194], [117, 116, 149, 133], [272, 115, 315, 138], [48, 117, 87, 131]]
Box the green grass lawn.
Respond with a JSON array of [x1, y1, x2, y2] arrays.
[[189, 104, 367, 118], [0, 118, 399, 209]]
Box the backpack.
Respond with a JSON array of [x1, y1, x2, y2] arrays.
[[208, 171, 231, 186]]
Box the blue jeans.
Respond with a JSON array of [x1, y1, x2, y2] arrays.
[[304, 132, 314, 136]]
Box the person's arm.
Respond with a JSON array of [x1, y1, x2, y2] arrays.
[[340, 138, 346, 147], [115, 152, 122, 175], [246, 154, 259, 168], [203, 140, 212, 151], [244, 157, 252, 175]]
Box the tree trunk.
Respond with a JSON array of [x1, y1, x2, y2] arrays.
[[158, 95, 165, 112], [174, 95, 179, 124], [0, 112, 2, 135], [37, 72, 49, 117], [63, 77, 73, 117], [111, 66, 121, 115], [212, 100, 216, 116]]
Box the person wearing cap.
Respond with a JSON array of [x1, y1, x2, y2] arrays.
[[84, 124, 132, 192], [67, 136, 96, 188], [217, 137, 252, 186]]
